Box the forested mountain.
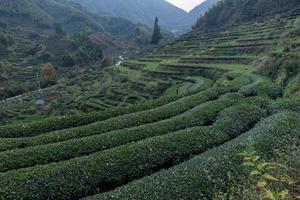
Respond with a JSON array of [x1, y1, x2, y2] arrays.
[[0, 0, 172, 63], [0, 0, 103, 33], [69, 0, 220, 34], [194, 0, 300, 31], [0, 0, 158, 44], [182, 0, 220, 28], [0, 0, 169, 101], [70, 0, 187, 33]]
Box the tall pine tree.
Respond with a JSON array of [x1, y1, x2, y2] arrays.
[[151, 17, 162, 45]]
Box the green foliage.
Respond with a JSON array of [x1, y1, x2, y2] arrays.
[[0, 79, 212, 138], [73, 34, 103, 65], [0, 127, 224, 200], [84, 112, 300, 200], [0, 87, 226, 153], [144, 81, 159, 94], [0, 32, 14, 47], [72, 0, 189, 33], [54, 23, 66, 35], [0, 83, 36, 101], [61, 55, 75, 66], [213, 98, 269, 137], [214, 72, 253, 92], [239, 80, 283, 98], [256, 56, 300, 90], [0, 92, 268, 199], [194, 0, 300, 31], [0, 2, 299, 199], [284, 75, 300, 97], [239, 149, 299, 200], [270, 98, 300, 113], [0, 0, 53, 27], [0, 92, 242, 172], [151, 17, 162, 45]]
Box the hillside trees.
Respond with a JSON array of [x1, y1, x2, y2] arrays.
[[102, 54, 112, 67], [41, 63, 57, 86], [54, 23, 66, 36], [0, 21, 7, 29], [0, 33, 14, 47], [73, 33, 104, 65], [0, 62, 8, 81], [0, 33, 14, 57], [62, 55, 76, 67], [151, 17, 162, 45], [194, 0, 300, 31]]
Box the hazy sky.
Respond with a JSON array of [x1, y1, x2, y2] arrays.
[[166, 0, 206, 12]]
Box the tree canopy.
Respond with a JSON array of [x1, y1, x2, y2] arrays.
[[194, 0, 300, 31], [151, 17, 162, 45]]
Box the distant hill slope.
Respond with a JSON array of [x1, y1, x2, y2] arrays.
[[69, 0, 219, 34], [0, 0, 167, 54], [183, 0, 219, 27], [0, 0, 172, 101], [194, 0, 300, 31], [70, 0, 188, 33], [0, 0, 103, 33]]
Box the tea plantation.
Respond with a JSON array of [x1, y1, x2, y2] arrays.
[[0, 5, 299, 200]]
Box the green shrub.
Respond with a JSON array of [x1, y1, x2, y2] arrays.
[[214, 101, 268, 137], [0, 32, 14, 47], [62, 54, 75, 66], [0, 127, 222, 200], [269, 97, 300, 113], [87, 112, 300, 200], [239, 80, 282, 98], [0, 97, 268, 199], [284, 74, 300, 97], [214, 72, 253, 92], [0, 92, 242, 171], [237, 95, 271, 109]]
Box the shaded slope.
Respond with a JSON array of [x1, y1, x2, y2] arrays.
[[0, 0, 103, 33], [182, 0, 220, 29], [70, 0, 187, 33], [194, 0, 300, 31]]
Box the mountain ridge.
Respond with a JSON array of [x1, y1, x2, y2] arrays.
[[69, 0, 219, 34]]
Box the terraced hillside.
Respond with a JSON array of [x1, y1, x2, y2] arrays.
[[0, 6, 299, 200], [0, 65, 174, 123], [0, 0, 177, 123], [0, 0, 177, 112]]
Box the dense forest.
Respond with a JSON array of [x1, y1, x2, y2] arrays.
[[194, 0, 300, 30]]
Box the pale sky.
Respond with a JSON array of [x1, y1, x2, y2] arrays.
[[166, 0, 206, 12]]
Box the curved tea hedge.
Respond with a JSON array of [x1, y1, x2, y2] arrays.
[[214, 72, 255, 92], [0, 85, 226, 139], [0, 97, 267, 199], [269, 97, 300, 113], [0, 73, 251, 139], [213, 96, 270, 136], [0, 79, 213, 138], [0, 93, 243, 172], [239, 79, 282, 98], [86, 112, 300, 200], [0, 86, 235, 152]]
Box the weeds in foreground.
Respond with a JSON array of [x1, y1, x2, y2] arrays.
[[238, 148, 300, 200]]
